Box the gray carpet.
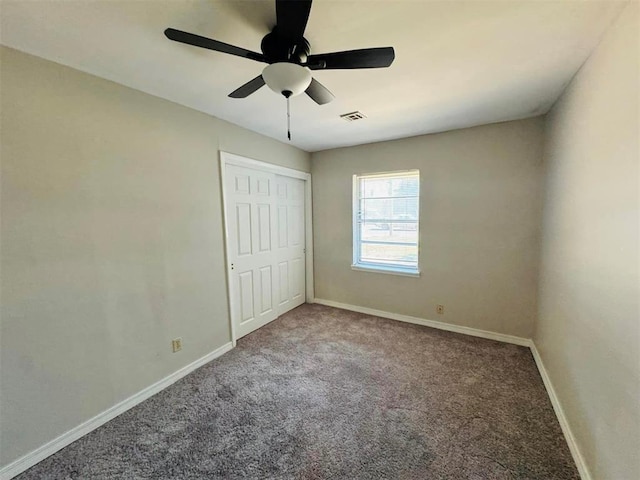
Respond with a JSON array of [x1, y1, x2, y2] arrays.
[[16, 304, 579, 479]]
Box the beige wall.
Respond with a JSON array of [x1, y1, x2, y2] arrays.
[[311, 118, 544, 338], [0, 46, 310, 468], [535, 4, 639, 479]]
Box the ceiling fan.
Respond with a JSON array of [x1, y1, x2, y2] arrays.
[[164, 0, 396, 106]]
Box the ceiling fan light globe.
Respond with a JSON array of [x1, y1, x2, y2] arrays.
[[262, 62, 312, 97]]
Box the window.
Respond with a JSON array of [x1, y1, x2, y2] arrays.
[[352, 170, 420, 276]]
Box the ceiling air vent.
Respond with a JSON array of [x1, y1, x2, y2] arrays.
[[340, 111, 367, 122]]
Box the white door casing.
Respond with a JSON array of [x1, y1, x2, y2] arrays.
[[220, 152, 313, 343]]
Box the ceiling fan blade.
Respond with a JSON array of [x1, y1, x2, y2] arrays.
[[276, 0, 312, 40], [305, 78, 334, 105], [307, 47, 395, 70], [165, 28, 267, 63], [229, 75, 266, 98]]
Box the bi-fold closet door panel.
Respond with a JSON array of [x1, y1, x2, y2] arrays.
[[274, 175, 306, 315], [225, 164, 305, 339]]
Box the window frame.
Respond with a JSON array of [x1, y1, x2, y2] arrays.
[[352, 170, 420, 277]]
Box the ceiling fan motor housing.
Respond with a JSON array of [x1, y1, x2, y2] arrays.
[[261, 29, 310, 64]]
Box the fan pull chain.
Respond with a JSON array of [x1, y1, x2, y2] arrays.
[[286, 96, 291, 141]]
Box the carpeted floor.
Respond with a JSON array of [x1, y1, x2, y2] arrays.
[[16, 304, 579, 479]]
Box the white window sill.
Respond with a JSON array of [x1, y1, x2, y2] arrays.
[[351, 264, 421, 278]]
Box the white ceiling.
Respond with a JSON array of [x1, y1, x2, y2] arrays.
[[0, 0, 626, 152]]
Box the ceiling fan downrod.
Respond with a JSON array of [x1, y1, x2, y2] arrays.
[[283, 90, 292, 141]]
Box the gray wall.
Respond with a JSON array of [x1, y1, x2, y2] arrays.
[[311, 118, 544, 338], [0, 46, 310, 468], [535, 4, 639, 479]]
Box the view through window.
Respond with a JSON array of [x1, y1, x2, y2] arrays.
[[353, 170, 420, 275]]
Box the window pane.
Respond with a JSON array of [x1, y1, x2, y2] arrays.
[[360, 197, 418, 220], [360, 177, 392, 198], [360, 222, 418, 244], [360, 243, 418, 267], [360, 176, 419, 199]]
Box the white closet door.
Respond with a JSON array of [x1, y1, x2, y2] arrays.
[[225, 165, 307, 340], [274, 175, 306, 315], [225, 165, 278, 339]]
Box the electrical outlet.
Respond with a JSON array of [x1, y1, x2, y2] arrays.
[[436, 305, 445, 315], [172, 338, 182, 353]]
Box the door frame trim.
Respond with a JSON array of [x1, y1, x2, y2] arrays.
[[219, 151, 314, 346]]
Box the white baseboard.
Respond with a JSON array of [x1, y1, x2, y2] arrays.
[[529, 343, 592, 480], [313, 298, 532, 346], [0, 342, 234, 480]]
